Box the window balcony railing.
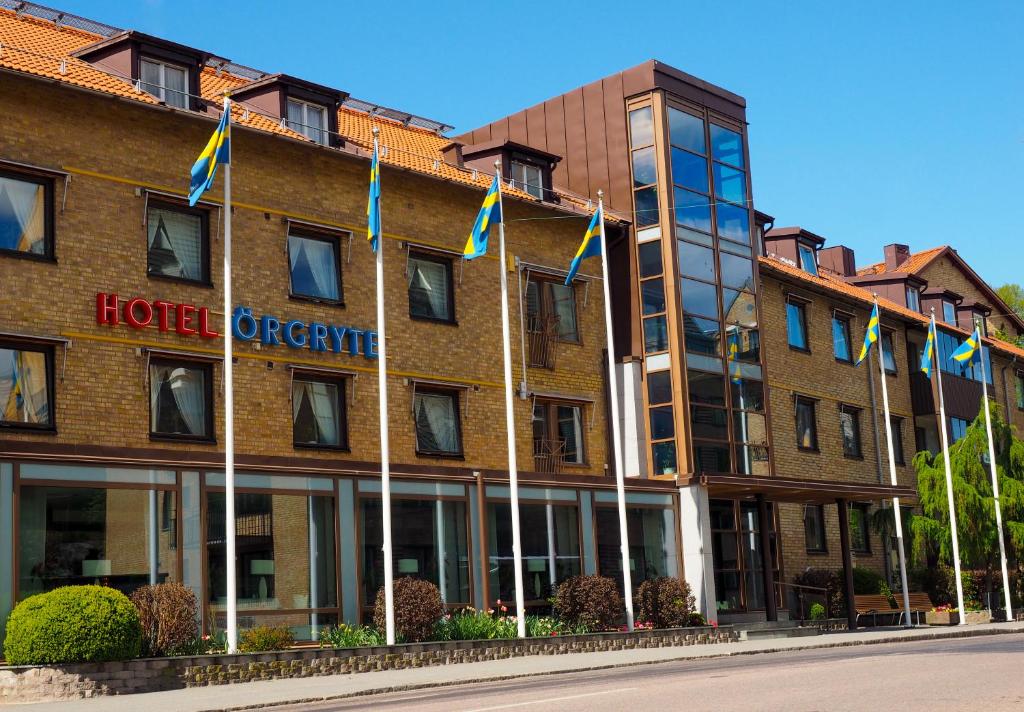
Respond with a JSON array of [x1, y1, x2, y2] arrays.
[[527, 314, 560, 369], [533, 438, 567, 474]]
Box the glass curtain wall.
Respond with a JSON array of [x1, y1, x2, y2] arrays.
[[595, 505, 678, 594]]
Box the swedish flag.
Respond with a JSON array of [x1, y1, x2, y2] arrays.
[[855, 303, 880, 365], [189, 100, 231, 206], [920, 319, 937, 378], [564, 208, 602, 285], [463, 175, 502, 260], [950, 327, 982, 368], [367, 142, 382, 252], [728, 333, 743, 385]]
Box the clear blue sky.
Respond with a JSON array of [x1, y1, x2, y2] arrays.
[[57, 0, 1022, 286]]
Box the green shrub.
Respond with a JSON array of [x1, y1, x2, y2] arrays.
[[375, 577, 444, 643], [238, 625, 295, 652], [319, 623, 386, 648], [794, 569, 844, 618], [852, 566, 886, 595], [635, 577, 695, 629], [130, 583, 199, 657], [809, 602, 826, 621], [3, 585, 142, 664], [687, 611, 707, 627], [553, 575, 623, 631]]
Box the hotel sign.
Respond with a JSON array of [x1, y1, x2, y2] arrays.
[[95, 292, 378, 359]]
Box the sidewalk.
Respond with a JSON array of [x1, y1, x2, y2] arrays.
[[8, 622, 1024, 712]]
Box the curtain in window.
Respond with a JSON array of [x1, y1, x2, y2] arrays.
[[415, 393, 458, 453], [556, 405, 583, 463], [0, 349, 48, 424], [796, 402, 815, 448], [293, 381, 340, 445], [148, 208, 202, 280], [408, 259, 449, 319], [289, 236, 338, 299], [550, 283, 578, 340], [0, 177, 45, 254], [151, 365, 205, 435]]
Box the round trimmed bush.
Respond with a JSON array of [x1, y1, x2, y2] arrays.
[[635, 576, 695, 628], [374, 577, 444, 643], [3, 585, 142, 664], [553, 575, 623, 631]]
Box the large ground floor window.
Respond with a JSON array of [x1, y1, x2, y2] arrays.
[[487, 501, 581, 606], [359, 496, 470, 609], [595, 505, 678, 593]]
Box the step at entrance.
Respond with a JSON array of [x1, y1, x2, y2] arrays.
[[736, 621, 822, 641]]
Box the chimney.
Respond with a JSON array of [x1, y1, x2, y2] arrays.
[[818, 245, 856, 277], [883, 243, 911, 271]]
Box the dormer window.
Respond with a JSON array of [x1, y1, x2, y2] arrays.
[[140, 58, 188, 109], [286, 99, 329, 146], [905, 286, 921, 312], [798, 244, 818, 276], [510, 160, 544, 199]]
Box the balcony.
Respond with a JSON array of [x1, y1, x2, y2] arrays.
[[527, 314, 560, 369], [533, 438, 567, 474]]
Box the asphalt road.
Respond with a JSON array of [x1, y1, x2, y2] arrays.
[[266, 633, 1024, 712]]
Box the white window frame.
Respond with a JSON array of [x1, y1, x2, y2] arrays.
[[511, 160, 544, 199], [139, 58, 189, 109], [905, 286, 920, 312], [287, 98, 329, 145]]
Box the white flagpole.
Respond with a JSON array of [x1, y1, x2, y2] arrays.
[[596, 192, 634, 631], [222, 96, 238, 653], [872, 297, 912, 627], [373, 128, 396, 645], [975, 320, 1013, 621], [931, 310, 966, 623], [495, 161, 527, 638]]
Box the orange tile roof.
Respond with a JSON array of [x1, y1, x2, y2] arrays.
[[0, 6, 567, 208], [760, 254, 1024, 361], [856, 246, 946, 276]]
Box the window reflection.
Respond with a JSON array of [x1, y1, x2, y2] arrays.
[[644, 316, 669, 353], [671, 148, 708, 193], [629, 106, 654, 147], [668, 107, 706, 154], [723, 289, 758, 327], [634, 186, 659, 227], [632, 146, 657, 188], [720, 252, 755, 292], [596, 506, 677, 593], [638, 241, 663, 278], [678, 240, 717, 282], [716, 202, 750, 245], [681, 277, 719, 318], [710, 124, 744, 167], [688, 369, 726, 407], [731, 379, 765, 412], [713, 163, 747, 205], [489, 502, 580, 604], [647, 371, 673, 405], [641, 279, 666, 315], [684, 315, 721, 356], [674, 187, 712, 233]]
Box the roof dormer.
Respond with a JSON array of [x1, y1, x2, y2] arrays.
[[231, 74, 348, 148], [72, 31, 213, 112], [763, 226, 825, 276], [460, 140, 562, 201]]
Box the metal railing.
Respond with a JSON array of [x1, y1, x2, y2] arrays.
[[533, 439, 567, 474], [526, 314, 560, 369]]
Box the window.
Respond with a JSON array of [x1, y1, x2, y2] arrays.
[[407, 252, 454, 322], [292, 376, 347, 449], [1016, 373, 1024, 410], [413, 389, 462, 456], [950, 417, 969, 442], [0, 170, 53, 258], [149, 360, 213, 440], [526, 277, 579, 343], [510, 160, 544, 199], [629, 106, 658, 228], [286, 98, 328, 145], [798, 244, 818, 276], [0, 343, 54, 430], [832, 313, 852, 362], [139, 58, 188, 109], [147, 203, 208, 283], [803, 504, 827, 553], [849, 504, 871, 553], [906, 287, 921, 312], [942, 300, 956, 325], [839, 405, 862, 458], [881, 331, 897, 374], [889, 416, 905, 465], [787, 299, 809, 350], [533, 400, 586, 467], [489, 501, 580, 604], [596, 506, 676, 593], [287, 231, 342, 303], [795, 396, 818, 451]]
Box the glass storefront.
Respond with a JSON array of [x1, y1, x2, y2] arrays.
[[710, 498, 778, 613], [595, 501, 678, 593]]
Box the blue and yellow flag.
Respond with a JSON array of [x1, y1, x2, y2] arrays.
[[463, 175, 502, 260], [367, 142, 382, 252], [950, 327, 982, 368], [855, 302, 880, 365], [728, 333, 743, 385], [189, 100, 231, 206], [564, 207, 602, 285], [920, 318, 937, 379]]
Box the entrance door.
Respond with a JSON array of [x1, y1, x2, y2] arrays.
[[710, 499, 779, 614]]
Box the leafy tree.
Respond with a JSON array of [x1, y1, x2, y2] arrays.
[[909, 400, 1024, 603], [996, 283, 1024, 320]]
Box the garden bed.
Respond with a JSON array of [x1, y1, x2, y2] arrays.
[[924, 610, 991, 626], [0, 625, 736, 703]]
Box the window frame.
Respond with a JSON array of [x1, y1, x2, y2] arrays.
[[832, 312, 853, 364], [413, 387, 464, 459], [139, 57, 189, 109], [0, 340, 56, 432], [838, 404, 863, 459], [286, 97, 329, 145], [525, 274, 581, 344], [407, 249, 456, 325], [849, 503, 872, 554], [286, 228, 345, 306], [797, 243, 818, 276], [532, 399, 588, 467], [1015, 372, 1024, 411], [794, 395, 819, 452], [145, 199, 211, 287], [291, 373, 350, 451], [942, 300, 956, 325], [148, 357, 215, 442], [881, 329, 897, 375], [786, 296, 810, 353], [889, 416, 905, 465], [905, 286, 921, 312], [803, 504, 827, 554], [0, 167, 56, 261], [509, 158, 545, 200]]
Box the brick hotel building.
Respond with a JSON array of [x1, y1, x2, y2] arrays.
[[1, 3, 1022, 645]]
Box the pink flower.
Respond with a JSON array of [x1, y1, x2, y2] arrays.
[[500, 605, 508, 613]]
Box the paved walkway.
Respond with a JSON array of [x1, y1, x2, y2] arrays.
[[8, 622, 1024, 712]]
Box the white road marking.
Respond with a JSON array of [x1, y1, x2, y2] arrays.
[[462, 687, 639, 712]]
